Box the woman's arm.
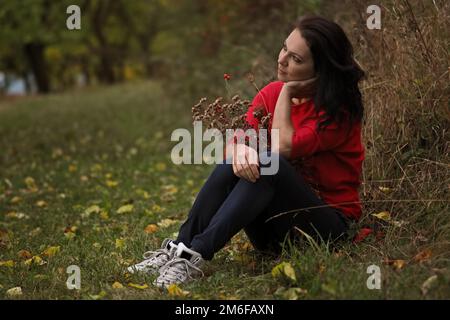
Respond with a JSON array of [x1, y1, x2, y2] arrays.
[[271, 86, 294, 159], [272, 78, 317, 159]]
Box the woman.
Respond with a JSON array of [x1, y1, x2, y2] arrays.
[[128, 15, 365, 288]]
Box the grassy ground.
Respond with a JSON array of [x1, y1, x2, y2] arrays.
[[0, 81, 448, 300]]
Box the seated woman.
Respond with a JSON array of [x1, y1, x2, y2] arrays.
[[128, 14, 365, 288]]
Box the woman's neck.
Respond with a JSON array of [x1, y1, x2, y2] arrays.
[[291, 97, 310, 105]]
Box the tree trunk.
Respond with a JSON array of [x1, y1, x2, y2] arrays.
[[23, 42, 50, 93], [91, 1, 116, 84]]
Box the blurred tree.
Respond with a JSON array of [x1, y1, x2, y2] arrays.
[[0, 0, 66, 93]]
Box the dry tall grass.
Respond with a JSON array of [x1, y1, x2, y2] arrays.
[[329, 0, 449, 259]]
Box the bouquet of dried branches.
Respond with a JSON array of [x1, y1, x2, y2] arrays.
[[191, 74, 272, 151], [191, 94, 271, 133]]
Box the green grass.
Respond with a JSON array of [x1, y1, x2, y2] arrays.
[[0, 82, 448, 300]]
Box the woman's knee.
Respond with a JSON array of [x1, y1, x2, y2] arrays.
[[209, 159, 236, 184]]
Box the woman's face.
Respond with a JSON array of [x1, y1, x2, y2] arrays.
[[277, 29, 315, 82]]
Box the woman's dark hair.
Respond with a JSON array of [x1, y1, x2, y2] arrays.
[[294, 15, 365, 130]]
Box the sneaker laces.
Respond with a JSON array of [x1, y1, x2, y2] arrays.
[[138, 247, 173, 267], [158, 257, 204, 283]]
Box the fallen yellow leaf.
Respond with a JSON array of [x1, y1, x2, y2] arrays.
[[275, 287, 308, 300], [157, 218, 178, 228], [117, 204, 134, 214], [0, 260, 15, 267], [151, 204, 164, 213], [10, 196, 21, 204], [155, 162, 167, 171], [85, 205, 101, 215], [89, 290, 107, 300], [6, 211, 29, 219], [64, 226, 77, 239], [271, 262, 297, 282], [100, 211, 109, 220], [112, 281, 124, 289], [42, 246, 61, 257], [135, 189, 151, 199], [372, 211, 391, 221], [6, 287, 22, 297], [93, 243, 102, 249], [64, 232, 76, 239], [24, 255, 47, 266], [25, 177, 38, 192], [128, 283, 149, 290], [106, 180, 119, 188], [115, 238, 126, 250], [34, 274, 48, 280], [378, 186, 393, 193], [167, 283, 190, 297], [35, 200, 47, 208]]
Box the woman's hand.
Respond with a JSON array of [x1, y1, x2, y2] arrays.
[[282, 76, 318, 100], [232, 143, 260, 183]]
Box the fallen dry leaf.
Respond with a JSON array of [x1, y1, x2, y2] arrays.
[[18, 250, 33, 260], [151, 204, 164, 213], [115, 238, 126, 250], [99, 211, 109, 220], [271, 262, 297, 282], [85, 205, 101, 216], [89, 290, 107, 300], [383, 259, 406, 270], [378, 186, 394, 194], [35, 200, 48, 208], [64, 226, 77, 239], [25, 177, 38, 192], [157, 218, 178, 228], [24, 255, 47, 266], [42, 246, 60, 257], [117, 204, 134, 214], [112, 281, 124, 289], [0, 260, 15, 268], [6, 286, 22, 297], [167, 283, 190, 297], [144, 224, 159, 234], [106, 180, 119, 188], [155, 162, 167, 171], [0, 229, 10, 248], [6, 212, 29, 219], [10, 196, 21, 204], [413, 249, 432, 263], [128, 283, 149, 290], [372, 211, 391, 221], [421, 275, 438, 295]]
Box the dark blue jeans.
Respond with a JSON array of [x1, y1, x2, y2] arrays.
[[175, 152, 349, 260]]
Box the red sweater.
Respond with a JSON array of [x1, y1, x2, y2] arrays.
[[245, 81, 365, 220]]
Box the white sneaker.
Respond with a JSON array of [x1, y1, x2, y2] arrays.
[[127, 238, 177, 275], [154, 242, 204, 288]]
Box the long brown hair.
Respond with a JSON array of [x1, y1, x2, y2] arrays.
[[294, 15, 365, 130]]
